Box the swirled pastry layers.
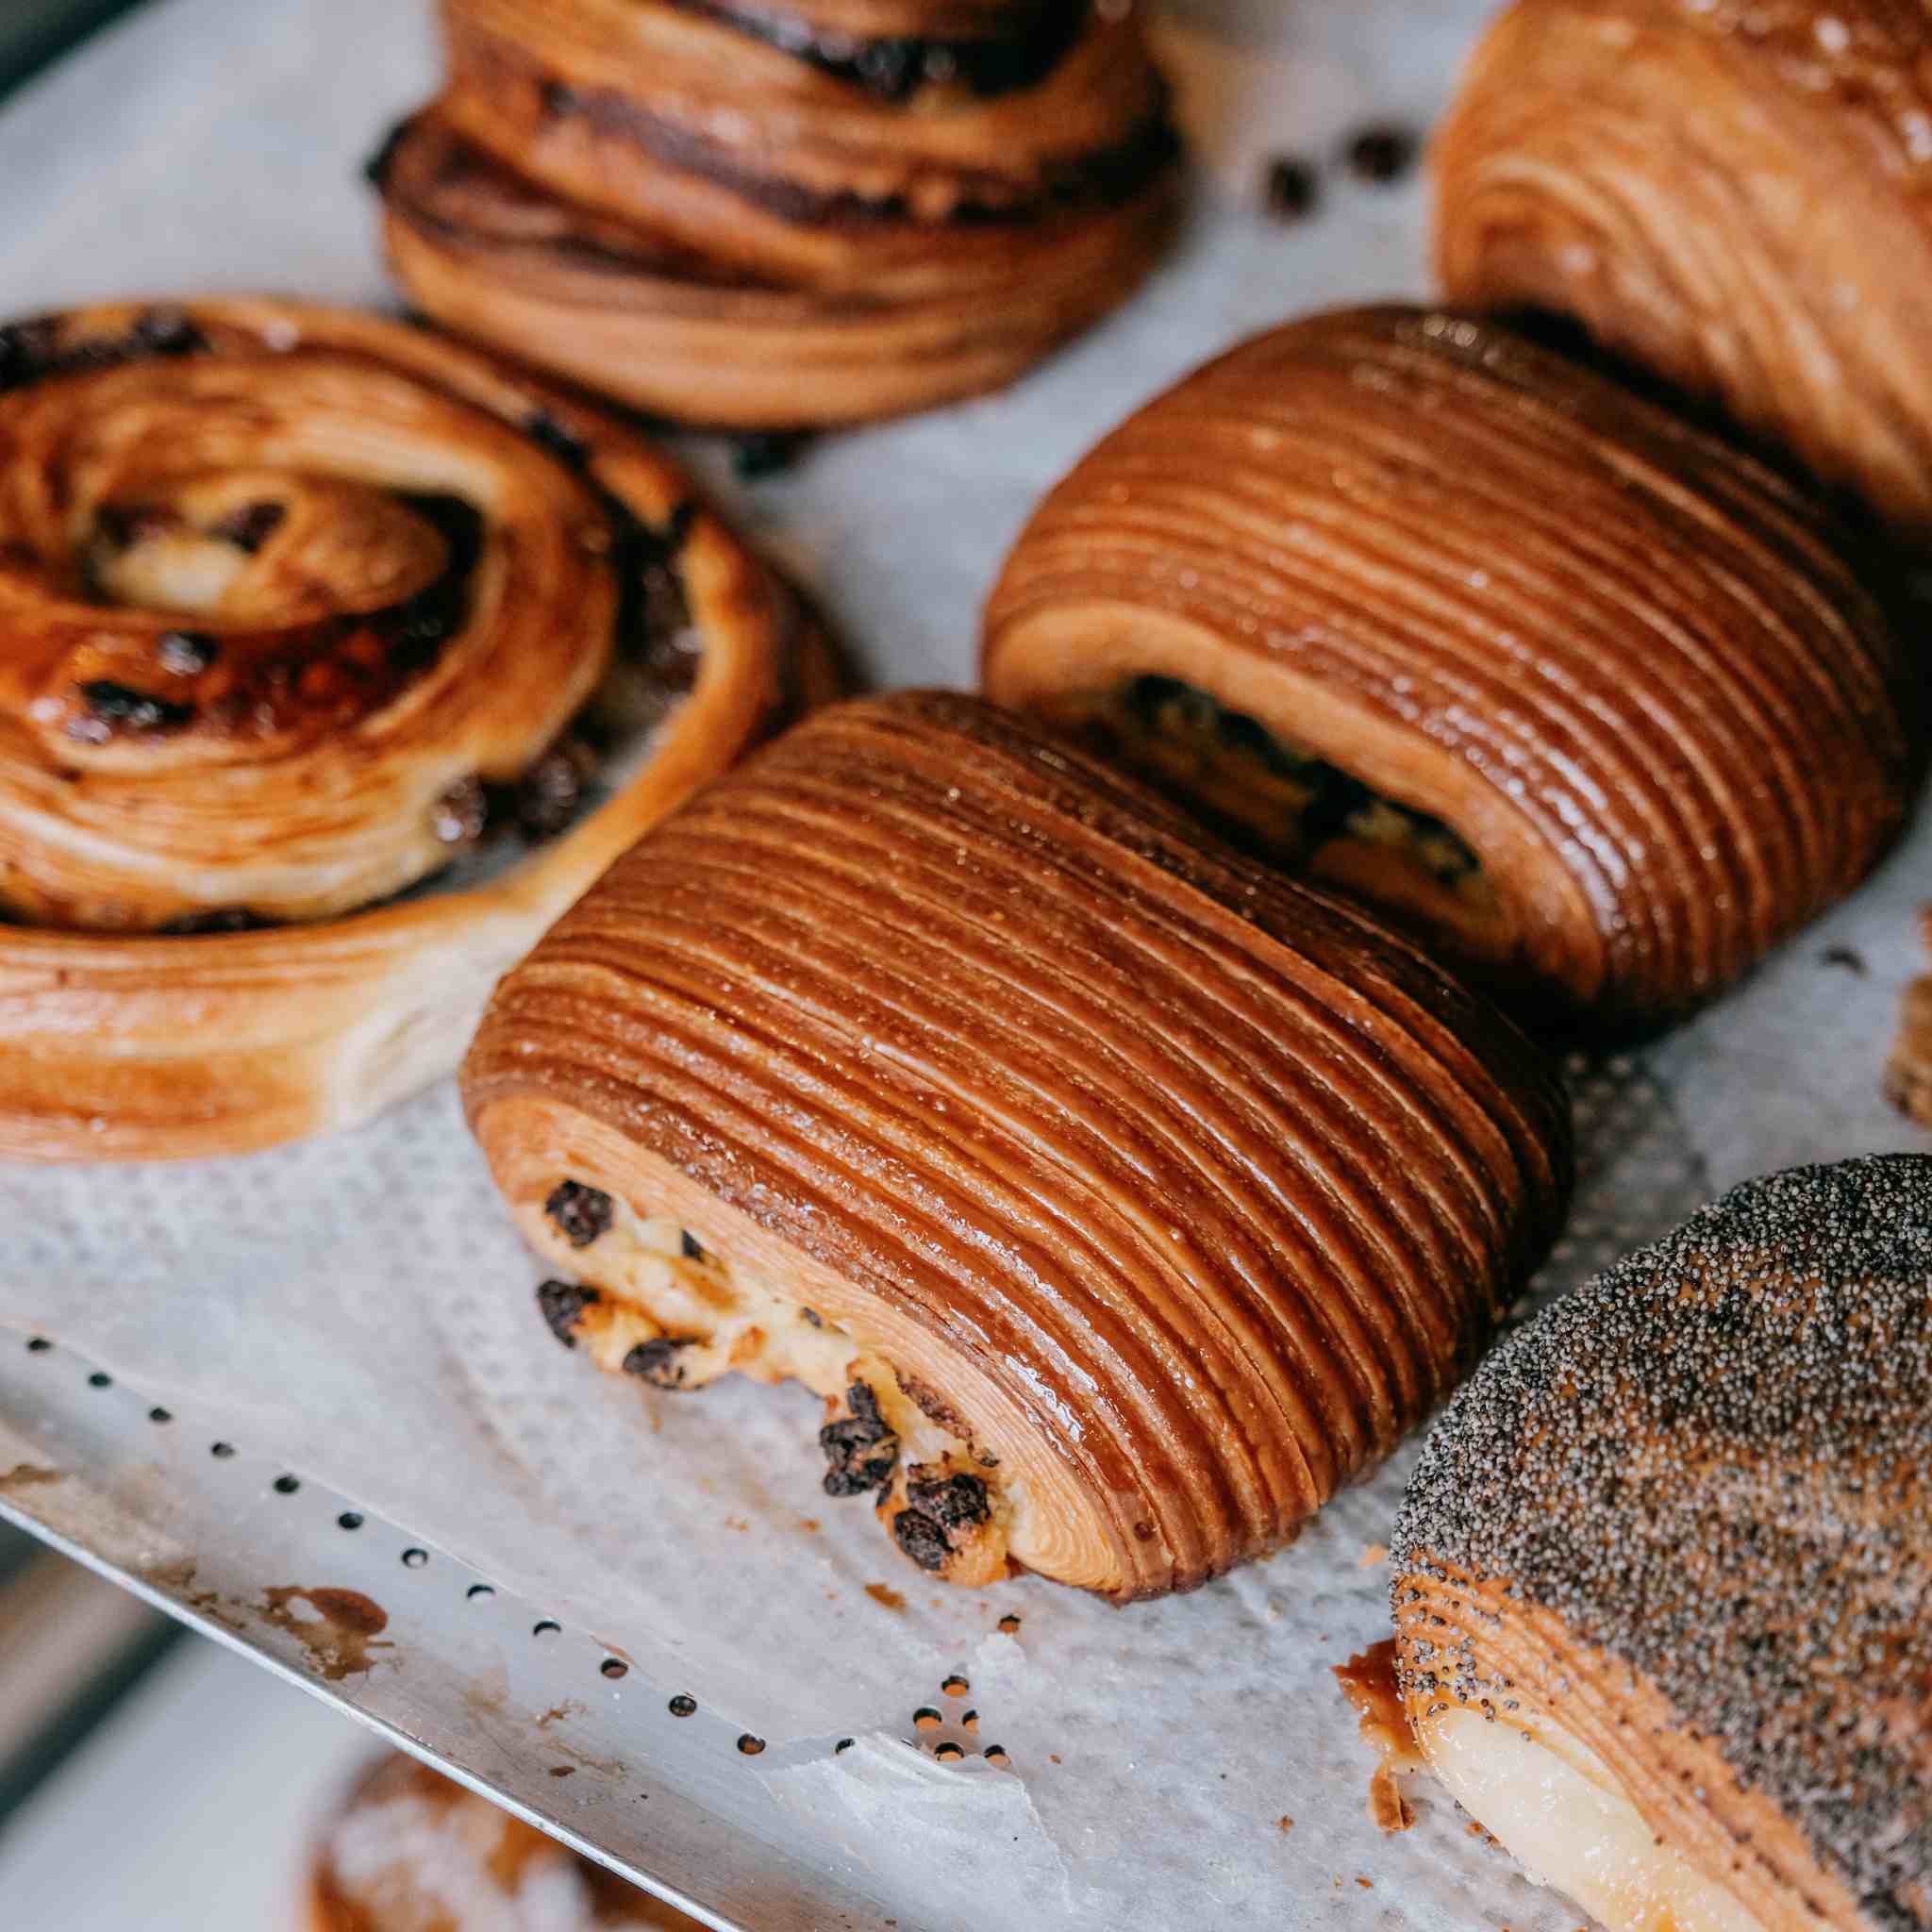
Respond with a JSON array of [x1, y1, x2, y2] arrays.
[[983, 306, 1919, 1026], [1391, 1156, 1932, 1932], [373, 0, 1180, 427], [312, 1755, 701, 1929], [1435, 0, 1932, 539], [462, 691, 1572, 1600], [0, 299, 835, 1161]]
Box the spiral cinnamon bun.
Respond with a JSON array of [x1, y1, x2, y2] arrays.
[[462, 691, 1571, 1600], [1392, 1155, 1932, 1932], [983, 306, 1920, 1026], [311, 1754, 703, 1929], [0, 299, 835, 1161], [1435, 0, 1932, 540], [372, 0, 1181, 427]]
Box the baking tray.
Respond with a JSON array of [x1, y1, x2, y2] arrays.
[[1, 2, 1928, 1929]]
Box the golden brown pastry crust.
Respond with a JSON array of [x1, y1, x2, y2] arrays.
[[982, 305, 1920, 1026], [1886, 909, 1932, 1127], [373, 0, 1180, 428], [1435, 0, 1932, 538], [310, 1754, 703, 1929], [0, 298, 837, 1162], [463, 691, 1572, 1600], [1392, 1157, 1932, 1932]]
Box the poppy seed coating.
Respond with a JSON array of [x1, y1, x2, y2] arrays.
[[1393, 1154, 1932, 1929]]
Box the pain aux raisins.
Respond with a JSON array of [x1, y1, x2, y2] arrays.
[[819, 1382, 899, 1498], [545, 1179, 613, 1248]]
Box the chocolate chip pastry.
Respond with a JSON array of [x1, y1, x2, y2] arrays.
[[1392, 1156, 1932, 1932], [983, 306, 1921, 1027], [372, 0, 1182, 428], [311, 1753, 705, 1929], [0, 299, 838, 1161], [462, 691, 1571, 1599], [1435, 0, 1932, 540]]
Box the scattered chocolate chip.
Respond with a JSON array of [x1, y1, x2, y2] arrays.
[[736, 1733, 766, 1757], [1822, 944, 1868, 976], [431, 774, 490, 845], [731, 432, 810, 480], [892, 1509, 954, 1573], [546, 1179, 614, 1248], [210, 501, 286, 553], [680, 1230, 707, 1261], [513, 738, 595, 841], [1343, 124, 1418, 185], [669, 1694, 698, 1717], [907, 1473, 990, 1531], [536, 1278, 601, 1348], [158, 630, 221, 675], [75, 680, 194, 736], [1263, 155, 1319, 222], [623, 1337, 698, 1389], [834, 1737, 855, 1754], [820, 1382, 900, 1497]]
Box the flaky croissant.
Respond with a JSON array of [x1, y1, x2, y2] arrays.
[[463, 691, 1571, 1600], [1393, 1156, 1932, 1932], [0, 299, 836, 1160], [373, 0, 1180, 427], [983, 306, 1920, 1026], [1435, 0, 1932, 538]]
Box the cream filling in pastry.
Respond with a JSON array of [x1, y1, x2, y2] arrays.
[[1420, 1707, 1769, 1932], [1072, 675, 1510, 964], [540, 1191, 1020, 1588]]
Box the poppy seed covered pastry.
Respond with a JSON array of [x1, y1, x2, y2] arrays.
[[1436, 0, 1932, 539], [1392, 1156, 1932, 1932], [983, 306, 1919, 1026], [373, 0, 1181, 428], [462, 691, 1572, 1599], [0, 299, 835, 1160]]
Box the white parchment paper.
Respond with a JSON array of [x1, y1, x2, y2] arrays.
[[1, 1, 1928, 1926]]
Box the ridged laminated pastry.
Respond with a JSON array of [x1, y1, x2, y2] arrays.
[[1392, 1155, 1932, 1932], [0, 299, 837, 1161], [372, 0, 1180, 427], [1435, 0, 1932, 539], [462, 691, 1572, 1601], [983, 305, 1920, 1026]]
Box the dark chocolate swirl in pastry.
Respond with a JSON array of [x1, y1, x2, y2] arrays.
[[373, 0, 1180, 427], [1435, 0, 1932, 540], [462, 691, 1571, 1600], [983, 306, 1920, 1027], [311, 1754, 703, 1929], [1391, 1155, 1932, 1932], [0, 299, 837, 1161]]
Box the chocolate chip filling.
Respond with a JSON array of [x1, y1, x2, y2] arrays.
[[820, 1382, 900, 1498], [624, 1336, 698, 1388], [210, 501, 287, 553], [158, 630, 221, 675], [511, 738, 595, 841], [891, 1471, 991, 1572], [0, 308, 208, 397], [431, 774, 490, 846], [73, 680, 195, 739], [545, 1179, 614, 1248], [537, 1278, 602, 1347]]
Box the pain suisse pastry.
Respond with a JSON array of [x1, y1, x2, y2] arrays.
[[982, 305, 1919, 1026], [372, 0, 1181, 428], [1435, 0, 1932, 538], [1392, 1156, 1932, 1932], [462, 691, 1572, 1599], [0, 299, 836, 1161], [311, 1754, 705, 1929]]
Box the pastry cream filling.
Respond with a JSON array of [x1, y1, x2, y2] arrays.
[[545, 1191, 1020, 1587], [1419, 1707, 1768, 1932], [1075, 675, 1508, 959]]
